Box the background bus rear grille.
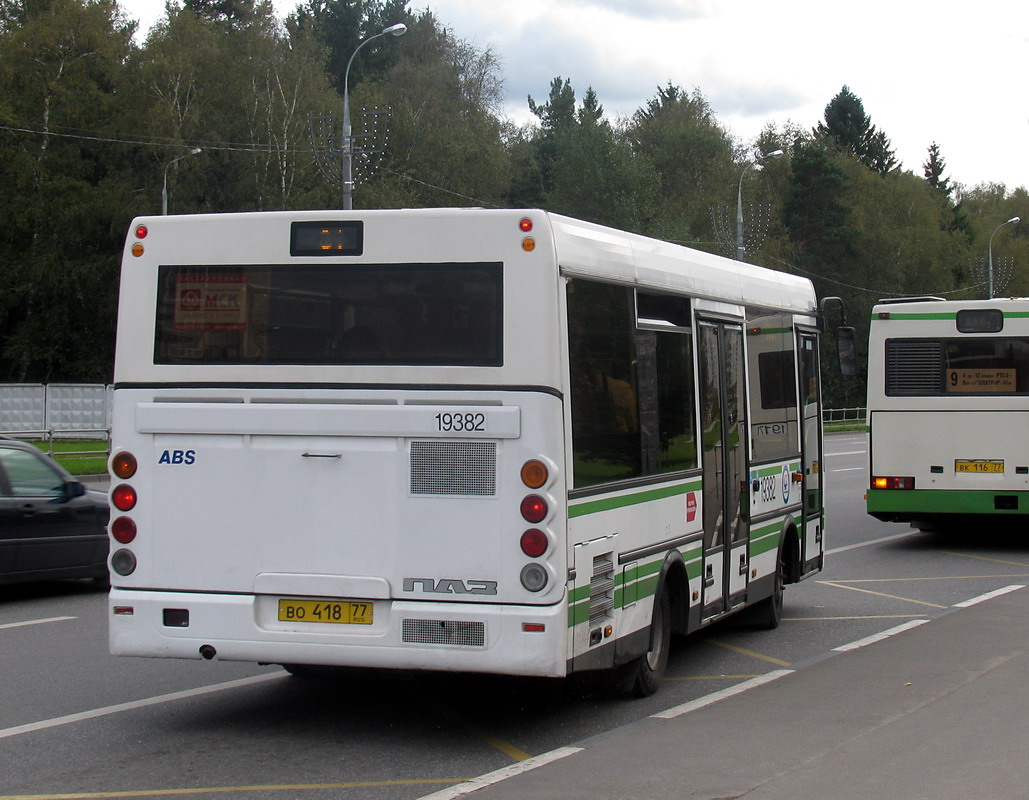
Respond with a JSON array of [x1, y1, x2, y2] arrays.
[[410, 441, 497, 496], [402, 618, 486, 647], [886, 340, 944, 395]]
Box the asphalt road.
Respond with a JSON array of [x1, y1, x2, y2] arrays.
[[3, 432, 1027, 800]]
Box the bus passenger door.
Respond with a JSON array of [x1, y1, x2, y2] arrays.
[[698, 321, 749, 620], [797, 332, 823, 574]]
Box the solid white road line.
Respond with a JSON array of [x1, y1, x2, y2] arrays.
[[953, 584, 1025, 607], [0, 615, 76, 630], [832, 619, 930, 652], [0, 673, 284, 740]]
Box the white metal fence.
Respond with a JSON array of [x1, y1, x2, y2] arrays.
[[0, 384, 112, 452], [823, 406, 866, 432]]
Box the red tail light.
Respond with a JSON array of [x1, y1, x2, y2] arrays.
[[112, 484, 138, 511], [111, 516, 137, 544], [520, 495, 548, 523], [872, 476, 915, 490], [520, 528, 548, 557]]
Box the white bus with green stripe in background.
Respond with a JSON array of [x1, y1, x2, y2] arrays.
[[867, 297, 1029, 530], [107, 209, 849, 696]]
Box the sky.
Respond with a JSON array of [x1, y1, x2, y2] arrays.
[[119, 0, 1029, 191]]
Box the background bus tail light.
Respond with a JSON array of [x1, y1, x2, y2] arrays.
[[872, 476, 915, 490]]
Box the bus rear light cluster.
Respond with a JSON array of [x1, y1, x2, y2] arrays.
[[872, 476, 915, 490], [110, 451, 139, 576], [518, 458, 554, 592]]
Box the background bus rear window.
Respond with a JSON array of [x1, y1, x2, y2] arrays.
[[154, 263, 502, 366]]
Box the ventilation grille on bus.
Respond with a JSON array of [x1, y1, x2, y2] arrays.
[[402, 618, 486, 647], [886, 340, 944, 395], [589, 554, 615, 625], [410, 441, 497, 496]]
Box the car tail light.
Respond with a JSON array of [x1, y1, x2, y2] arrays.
[[112, 484, 137, 511], [872, 476, 915, 490], [111, 517, 137, 544]]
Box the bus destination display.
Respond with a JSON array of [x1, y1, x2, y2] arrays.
[[290, 221, 363, 256]]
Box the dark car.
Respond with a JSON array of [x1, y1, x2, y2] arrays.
[[0, 438, 110, 586]]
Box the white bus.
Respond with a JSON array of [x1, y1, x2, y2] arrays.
[[108, 209, 837, 696], [867, 296, 1029, 530]]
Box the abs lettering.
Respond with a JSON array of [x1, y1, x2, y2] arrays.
[[158, 449, 196, 465]]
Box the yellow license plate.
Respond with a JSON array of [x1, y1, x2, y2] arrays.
[[277, 599, 373, 625], [955, 460, 1004, 474]]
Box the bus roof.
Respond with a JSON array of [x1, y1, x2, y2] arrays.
[[547, 213, 816, 315]]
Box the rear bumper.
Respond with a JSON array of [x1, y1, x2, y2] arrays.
[[109, 589, 569, 677], [867, 488, 1029, 522]]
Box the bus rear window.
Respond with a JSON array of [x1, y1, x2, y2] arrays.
[[154, 263, 503, 366], [886, 337, 1029, 395]]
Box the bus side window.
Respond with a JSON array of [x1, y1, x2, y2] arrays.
[[567, 281, 641, 488]]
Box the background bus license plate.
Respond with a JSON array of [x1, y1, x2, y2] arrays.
[[278, 599, 373, 624], [955, 461, 1004, 474]]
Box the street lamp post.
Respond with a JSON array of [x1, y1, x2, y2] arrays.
[[988, 216, 1020, 299], [736, 149, 783, 260], [342, 22, 407, 210], [162, 148, 202, 215]]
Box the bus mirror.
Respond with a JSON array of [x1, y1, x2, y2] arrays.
[[837, 326, 857, 376]]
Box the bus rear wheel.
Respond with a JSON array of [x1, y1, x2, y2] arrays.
[[616, 586, 671, 697], [751, 546, 785, 630]]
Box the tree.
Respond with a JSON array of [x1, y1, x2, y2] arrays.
[[0, 0, 135, 380], [923, 141, 951, 197], [515, 78, 657, 230], [627, 83, 739, 246], [289, 0, 410, 95], [816, 86, 896, 175], [357, 10, 511, 208]]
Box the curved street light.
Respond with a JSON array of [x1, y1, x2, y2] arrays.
[[736, 150, 783, 260], [342, 22, 407, 210], [162, 147, 202, 215], [988, 216, 1020, 298]]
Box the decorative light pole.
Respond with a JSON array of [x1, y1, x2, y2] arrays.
[[736, 149, 783, 260], [342, 23, 407, 210], [988, 216, 1020, 298], [162, 148, 202, 215]]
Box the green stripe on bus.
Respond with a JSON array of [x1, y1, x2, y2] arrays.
[[872, 311, 1029, 321], [867, 488, 1028, 514], [568, 479, 703, 518], [751, 462, 800, 478], [749, 521, 783, 558]]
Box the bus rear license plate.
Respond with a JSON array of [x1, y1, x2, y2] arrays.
[[955, 461, 1004, 474], [277, 599, 373, 625]]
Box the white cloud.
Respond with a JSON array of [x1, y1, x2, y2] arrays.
[[119, 0, 1029, 188]]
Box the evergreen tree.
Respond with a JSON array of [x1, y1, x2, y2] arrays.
[[290, 0, 410, 95], [816, 86, 896, 175], [923, 141, 951, 197]]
